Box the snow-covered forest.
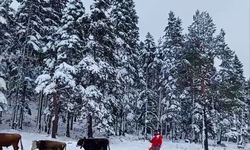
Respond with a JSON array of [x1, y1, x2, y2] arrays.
[[0, 0, 250, 149]]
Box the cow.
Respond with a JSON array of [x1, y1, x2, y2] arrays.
[[0, 133, 23, 150], [31, 140, 66, 150], [77, 137, 110, 150]]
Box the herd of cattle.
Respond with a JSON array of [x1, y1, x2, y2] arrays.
[[0, 133, 110, 150]]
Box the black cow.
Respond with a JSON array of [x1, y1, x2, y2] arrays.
[[77, 138, 110, 150], [31, 140, 66, 150]]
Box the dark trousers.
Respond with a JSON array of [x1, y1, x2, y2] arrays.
[[152, 146, 160, 150]]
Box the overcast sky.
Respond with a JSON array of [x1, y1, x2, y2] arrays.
[[133, 0, 250, 78]]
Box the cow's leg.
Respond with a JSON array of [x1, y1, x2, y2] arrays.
[[13, 142, 19, 150], [13, 145, 19, 150], [0, 146, 3, 150]]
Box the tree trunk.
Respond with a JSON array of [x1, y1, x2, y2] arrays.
[[203, 107, 209, 150], [173, 122, 176, 141], [217, 127, 222, 144], [122, 115, 125, 136], [51, 92, 59, 138], [44, 96, 49, 132], [119, 109, 123, 136], [46, 115, 52, 134], [157, 89, 162, 130], [144, 98, 148, 140], [11, 105, 18, 129], [37, 92, 44, 131], [135, 120, 139, 136], [18, 80, 27, 130], [66, 112, 70, 137], [87, 113, 93, 138], [70, 115, 74, 130], [114, 116, 118, 136], [11, 90, 19, 129], [165, 121, 168, 139], [0, 112, 2, 124], [190, 73, 195, 141], [18, 108, 24, 130]]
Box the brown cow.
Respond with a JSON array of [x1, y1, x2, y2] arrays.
[[0, 133, 23, 150], [31, 140, 66, 150]]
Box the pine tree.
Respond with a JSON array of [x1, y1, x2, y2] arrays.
[[0, 59, 7, 124], [161, 11, 184, 140], [137, 33, 160, 138], [111, 0, 140, 135], [0, 0, 14, 54], [0, 57, 7, 121], [0, 0, 13, 118], [213, 29, 235, 144], [245, 79, 250, 127], [231, 55, 246, 145], [34, 0, 68, 138], [89, 0, 116, 63], [185, 10, 217, 150], [75, 0, 117, 136], [53, 0, 87, 138], [111, 0, 139, 51], [4, 0, 43, 129], [215, 29, 247, 144]]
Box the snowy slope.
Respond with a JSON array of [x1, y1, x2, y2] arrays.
[[0, 130, 249, 150]]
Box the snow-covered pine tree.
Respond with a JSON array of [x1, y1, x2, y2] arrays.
[[213, 29, 243, 144], [160, 11, 184, 140], [2, 0, 40, 129], [185, 10, 217, 150], [110, 0, 140, 136], [0, 55, 7, 124], [34, 0, 70, 138], [214, 28, 248, 145], [76, 0, 117, 136], [5, 0, 50, 130], [0, 0, 14, 54], [137, 33, 160, 139], [231, 55, 246, 145], [76, 56, 114, 137], [212, 29, 234, 144], [0, 0, 13, 120], [35, 42, 77, 139], [89, 0, 116, 63], [52, 0, 88, 138], [245, 79, 250, 127], [111, 0, 139, 50]]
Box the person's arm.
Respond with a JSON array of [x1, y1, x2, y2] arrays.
[[150, 136, 155, 143]]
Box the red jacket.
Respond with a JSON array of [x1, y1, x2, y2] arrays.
[[150, 134, 163, 147]]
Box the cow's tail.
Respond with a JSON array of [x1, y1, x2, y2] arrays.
[[64, 144, 66, 150], [20, 138, 24, 150]]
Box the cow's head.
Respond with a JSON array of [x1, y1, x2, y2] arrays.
[[76, 137, 86, 149], [31, 141, 38, 150]]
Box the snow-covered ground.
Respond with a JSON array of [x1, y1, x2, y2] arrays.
[[0, 130, 249, 150]]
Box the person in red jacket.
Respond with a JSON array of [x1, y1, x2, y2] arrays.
[[149, 130, 163, 150]]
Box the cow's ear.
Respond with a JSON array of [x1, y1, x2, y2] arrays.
[[83, 137, 86, 139]]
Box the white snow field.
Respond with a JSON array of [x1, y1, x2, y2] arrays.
[[0, 130, 249, 150]]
